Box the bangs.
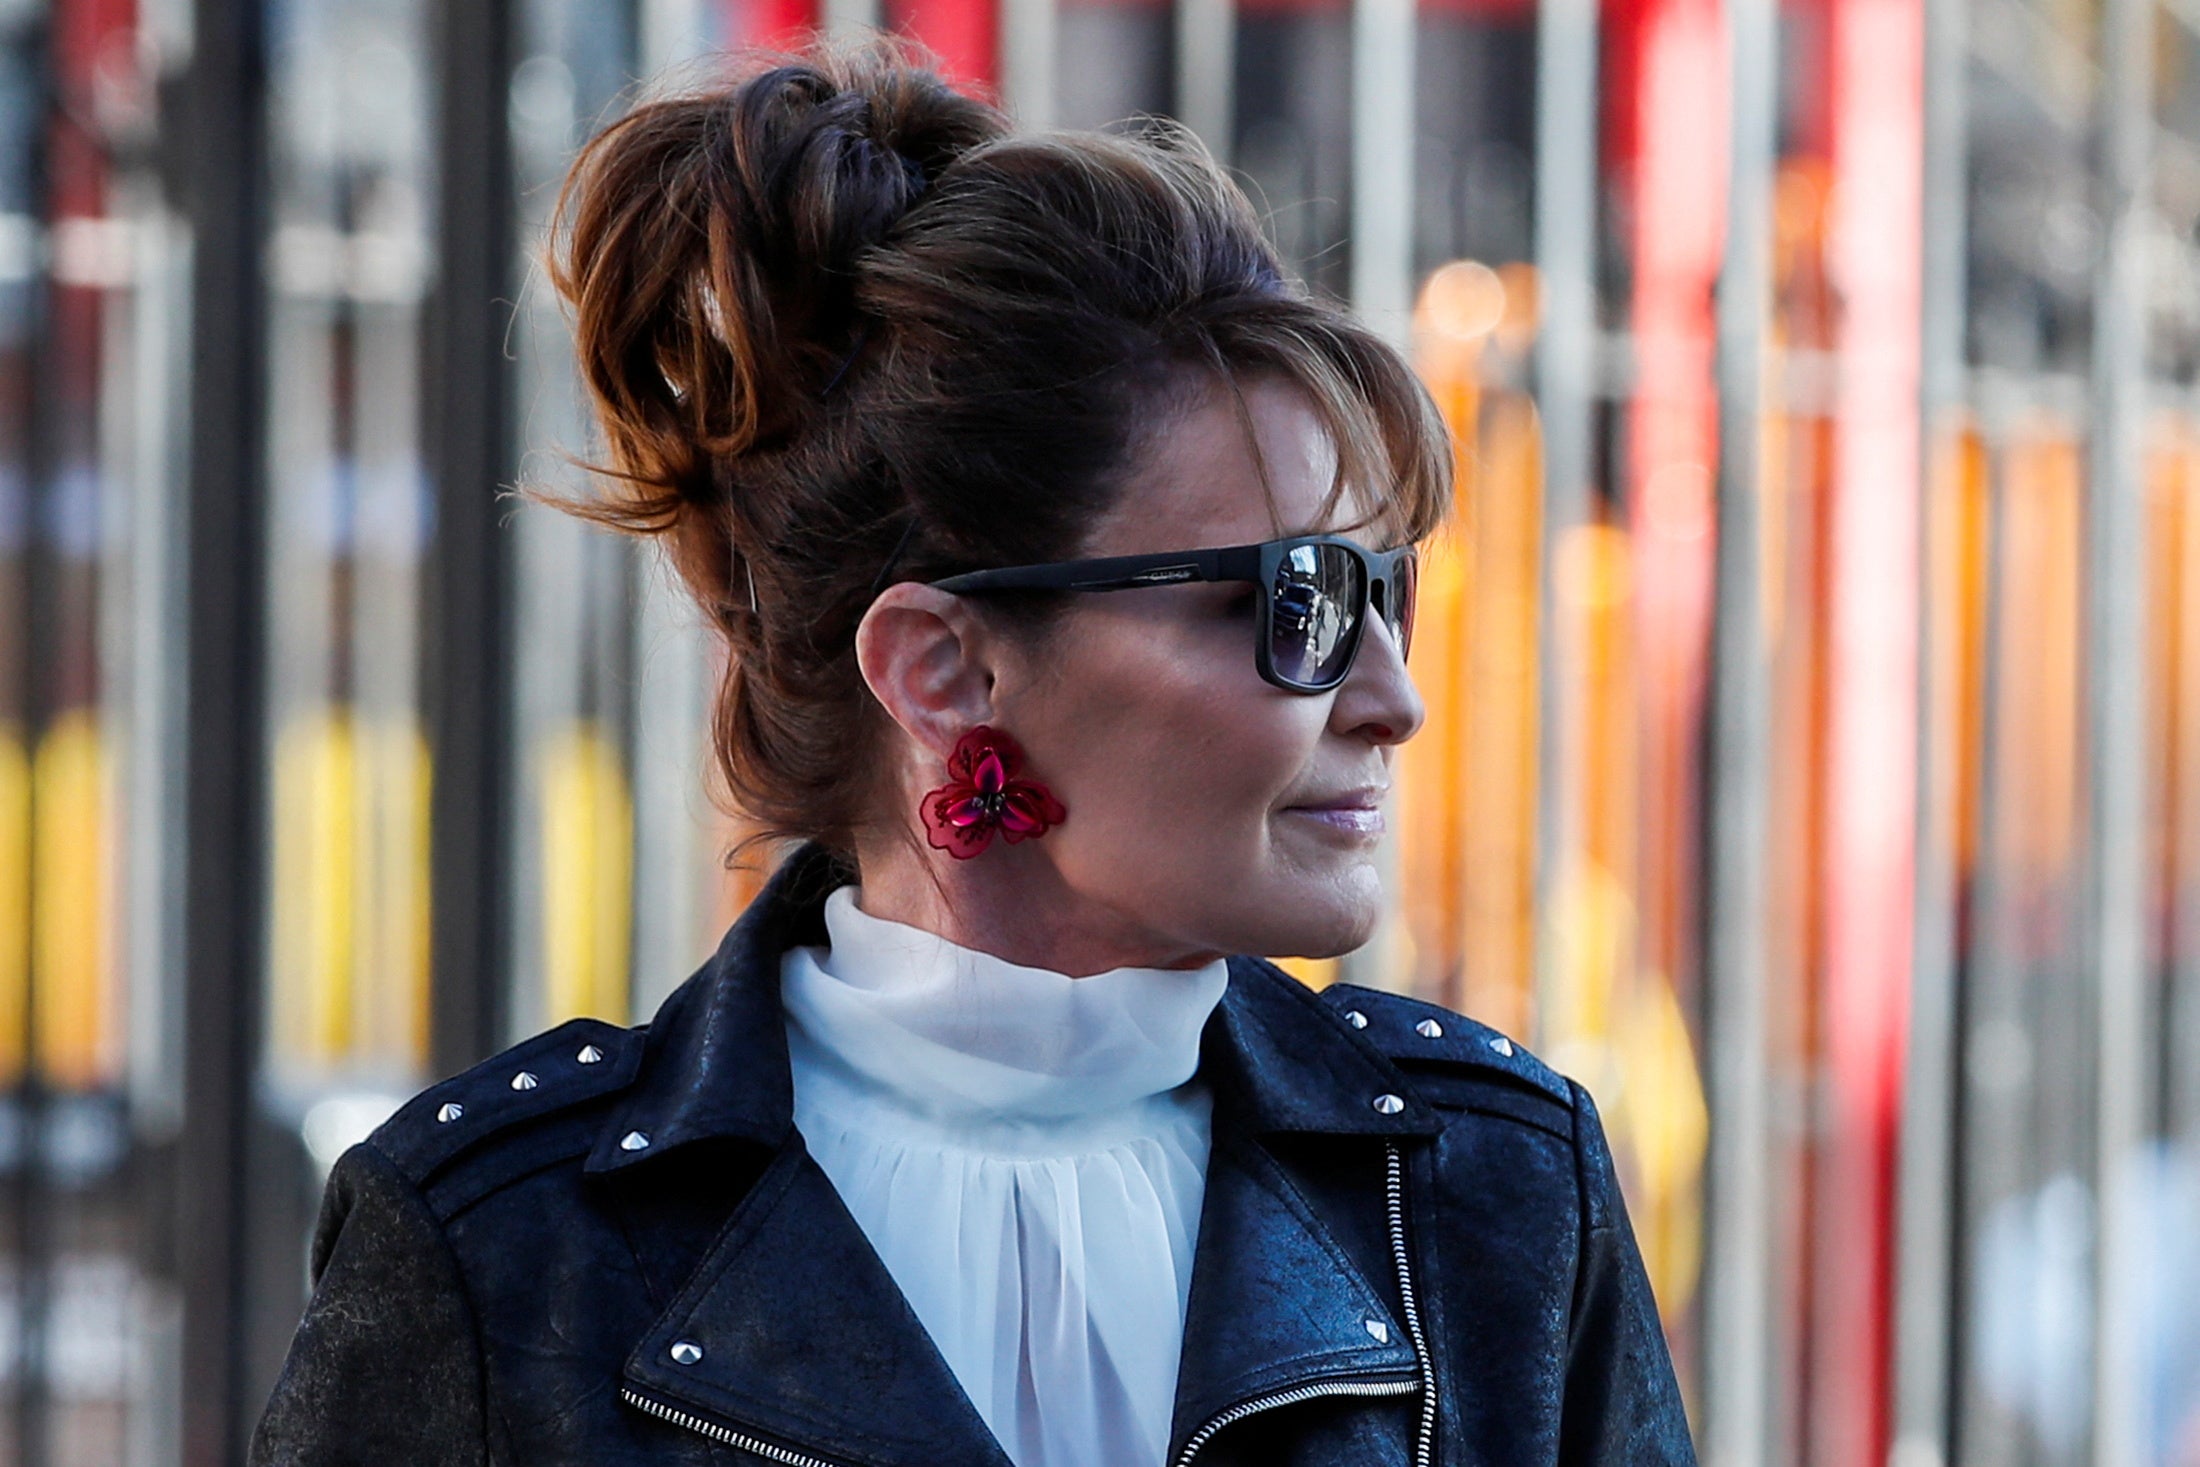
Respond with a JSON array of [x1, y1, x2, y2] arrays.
[[1210, 307, 1455, 549]]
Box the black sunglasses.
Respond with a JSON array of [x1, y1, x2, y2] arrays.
[[929, 534, 1419, 693]]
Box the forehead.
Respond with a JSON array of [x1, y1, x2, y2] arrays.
[[1083, 375, 1346, 556]]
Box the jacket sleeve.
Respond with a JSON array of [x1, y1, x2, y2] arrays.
[[1558, 1084, 1699, 1466], [249, 1141, 491, 1467]]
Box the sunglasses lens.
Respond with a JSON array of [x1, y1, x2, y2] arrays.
[[1389, 549, 1417, 657], [1270, 544, 1364, 687]]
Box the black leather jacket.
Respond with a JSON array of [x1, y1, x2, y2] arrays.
[[251, 846, 1697, 1466]]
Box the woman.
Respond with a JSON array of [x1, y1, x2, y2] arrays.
[[252, 43, 1694, 1467]]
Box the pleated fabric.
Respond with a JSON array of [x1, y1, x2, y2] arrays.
[[781, 886, 1230, 1467]]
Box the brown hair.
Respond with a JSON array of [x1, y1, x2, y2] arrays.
[[548, 39, 1450, 855]]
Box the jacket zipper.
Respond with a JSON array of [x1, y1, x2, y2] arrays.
[[621, 1387, 851, 1467], [1168, 1373, 1422, 1467], [1173, 1141, 1437, 1467], [1385, 1141, 1439, 1467], [629, 1140, 1439, 1467]]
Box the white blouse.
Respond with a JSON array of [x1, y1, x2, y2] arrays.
[[781, 886, 1230, 1467]]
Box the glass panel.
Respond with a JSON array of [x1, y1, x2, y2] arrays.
[[1411, 0, 1535, 276], [509, 0, 745, 1035], [1393, 1, 1543, 1034], [0, 0, 190, 1459], [1954, 0, 2102, 1458], [509, 0, 644, 1041], [1393, 0, 1722, 1403], [1234, 0, 1353, 294], [1056, 0, 1172, 128], [261, 0, 436, 1135]]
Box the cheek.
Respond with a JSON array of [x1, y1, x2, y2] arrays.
[[1025, 614, 1314, 856]]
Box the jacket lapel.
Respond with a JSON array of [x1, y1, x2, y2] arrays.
[[1169, 1124, 1422, 1451], [1165, 962, 1445, 1459], [620, 1135, 1014, 1467]]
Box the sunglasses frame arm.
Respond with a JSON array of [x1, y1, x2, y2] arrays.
[[928, 544, 1264, 596]]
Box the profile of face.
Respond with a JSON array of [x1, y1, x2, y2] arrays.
[[855, 373, 1427, 974]]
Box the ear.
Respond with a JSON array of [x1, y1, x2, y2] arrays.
[[854, 583, 1000, 759]]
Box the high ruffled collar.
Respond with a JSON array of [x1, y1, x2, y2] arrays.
[[780, 886, 1230, 1125]]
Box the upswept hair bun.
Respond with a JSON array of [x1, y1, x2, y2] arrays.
[[548, 38, 1451, 855]]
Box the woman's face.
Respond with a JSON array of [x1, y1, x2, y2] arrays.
[[983, 375, 1426, 964]]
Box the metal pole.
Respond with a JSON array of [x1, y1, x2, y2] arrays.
[[427, 0, 518, 1079], [1891, 0, 1968, 1446], [2084, 0, 2153, 1450], [177, 0, 268, 1459], [1528, 0, 1597, 1045], [1955, 391, 2018, 1467], [1699, 0, 1777, 1456], [639, 0, 708, 77], [1175, 0, 1236, 162], [1349, 0, 1415, 349], [825, 0, 885, 40], [1000, 0, 1058, 128]]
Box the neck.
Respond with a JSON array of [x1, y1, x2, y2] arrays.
[[850, 833, 1223, 977]]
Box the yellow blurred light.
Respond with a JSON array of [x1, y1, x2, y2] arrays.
[[1556, 523, 1633, 613], [273, 710, 359, 1062], [269, 707, 432, 1076], [31, 709, 114, 1090], [540, 723, 634, 1026], [1537, 861, 1706, 1320]]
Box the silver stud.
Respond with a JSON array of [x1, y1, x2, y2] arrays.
[[1371, 1093, 1406, 1116], [620, 1130, 651, 1152], [1489, 1036, 1515, 1057], [577, 1044, 605, 1064], [669, 1340, 704, 1366], [1345, 1010, 1369, 1029], [510, 1071, 539, 1091], [1416, 1018, 1444, 1039], [436, 1102, 464, 1123], [1364, 1318, 1391, 1344]]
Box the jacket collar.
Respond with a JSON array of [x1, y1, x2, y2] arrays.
[[585, 844, 847, 1172], [591, 843, 1440, 1176], [602, 844, 1440, 1463]]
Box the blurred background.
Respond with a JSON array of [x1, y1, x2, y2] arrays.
[[1, 0, 2198, 1462]]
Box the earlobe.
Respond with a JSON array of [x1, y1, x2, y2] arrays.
[[854, 583, 999, 758]]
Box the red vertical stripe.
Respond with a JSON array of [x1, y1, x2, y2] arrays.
[[1622, 0, 1724, 1032], [1817, 0, 1922, 1459], [725, 0, 822, 51], [889, 0, 998, 90]]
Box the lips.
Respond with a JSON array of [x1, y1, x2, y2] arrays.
[[1286, 787, 1388, 814], [1282, 788, 1389, 838]]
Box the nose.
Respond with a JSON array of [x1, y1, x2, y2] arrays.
[[1330, 612, 1424, 746]]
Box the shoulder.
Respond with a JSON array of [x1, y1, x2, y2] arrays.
[[358, 1016, 647, 1215], [1315, 981, 1578, 1139]]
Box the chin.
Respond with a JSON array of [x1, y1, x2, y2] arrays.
[[1240, 870, 1385, 960]]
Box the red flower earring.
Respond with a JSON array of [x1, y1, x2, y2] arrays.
[[920, 725, 1067, 860]]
